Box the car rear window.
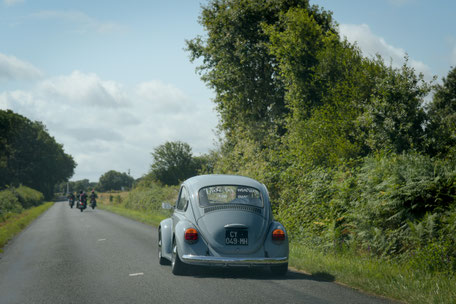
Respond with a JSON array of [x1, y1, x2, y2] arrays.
[[198, 185, 263, 208]]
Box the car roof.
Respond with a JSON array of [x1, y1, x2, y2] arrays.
[[183, 174, 265, 192]]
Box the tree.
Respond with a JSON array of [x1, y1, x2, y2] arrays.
[[426, 66, 456, 156], [357, 59, 430, 154], [186, 0, 335, 144], [97, 171, 134, 192], [0, 110, 76, 199], [264, 9, 431, 166], [150, 141, 197, 185], [264, 8, 370, 167]]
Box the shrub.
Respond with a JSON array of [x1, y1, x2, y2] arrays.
[[123, 180, 179, 212], [275, 152, 456, 269], [349, 153, 456, 256], [0, 189, 23, 221], [0, 186, 44, 222], [408, 240, 456, 274], [14, 185, 44, 208]]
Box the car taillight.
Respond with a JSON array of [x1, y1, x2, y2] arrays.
[[272, 229, 285, 242], [185, 228, 198, 243]]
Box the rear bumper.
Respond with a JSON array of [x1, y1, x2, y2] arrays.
[[181, 255, 288, 266]]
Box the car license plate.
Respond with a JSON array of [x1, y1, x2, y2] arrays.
[[225, 229, 248, 246]]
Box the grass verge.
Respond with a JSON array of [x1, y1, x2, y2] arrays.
[[97, 202, 455, 303], [0, 202, 54, 252], [290, 243, 456, 304], [98, 203, 167, 227]]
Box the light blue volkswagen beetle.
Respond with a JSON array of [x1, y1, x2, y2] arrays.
[[158, 174, 289, 275]]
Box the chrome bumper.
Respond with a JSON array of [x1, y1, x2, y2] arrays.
[[181, 255, 288, 266]]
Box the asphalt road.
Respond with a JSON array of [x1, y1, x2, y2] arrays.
[[0, 202, 396, 304]]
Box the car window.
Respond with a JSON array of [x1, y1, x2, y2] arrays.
[[176, 186, 189, 211], [198, 185, 263, 208]]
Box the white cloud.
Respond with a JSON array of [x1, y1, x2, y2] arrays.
[[136, 81, 190, 114], [3, 0, 24, 6], [0, 53, 43, 81], [38, 71, 128, 108], [339, 24, 432, 80], [30, 10, 125, 34], [0, 71, 217, 182]]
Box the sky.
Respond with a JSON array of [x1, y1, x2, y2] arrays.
[[1, 0, 455, 182]]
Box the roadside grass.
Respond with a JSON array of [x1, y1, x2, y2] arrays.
[[290, 243, 456, 304], [97, 200, 455, 303], [98, 203, 167, 227], [0, 202, 54, 252], [97, 191, 169, 226]]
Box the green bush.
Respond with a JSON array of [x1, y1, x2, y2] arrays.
[[408, 241, 455, 274], [349, 153, 456, 256], [0, 189, 23, 221], [274, 152, 456, 268], [0, 186, 44, 222], [123, 179, 179, 212], [14, 185, 44, 209]]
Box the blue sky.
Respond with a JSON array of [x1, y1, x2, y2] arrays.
[[1, 0, 455, 182], [313, 0, 456, 81]]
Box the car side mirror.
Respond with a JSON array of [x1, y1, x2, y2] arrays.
[[162, 202, 174, 210]]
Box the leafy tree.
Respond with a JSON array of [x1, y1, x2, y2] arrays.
[[426, 66, 456, 156], [150, 141, 197, 185], [193, 150, 220, 175], [264, 8, 371, 167], [357, 59, 431, 154], [0, 110, 76, 199], [186, 0, 335, 143], [97, 171, 134, 192]]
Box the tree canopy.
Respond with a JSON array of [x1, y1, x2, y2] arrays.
[[186, 0, 336, 143], [0, 110, 76, 199], [426, 66, 456, 156], [150, 141, 198, 185], [97, 170, 134, 192]]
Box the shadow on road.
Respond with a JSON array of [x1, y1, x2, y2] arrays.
[[187, 266, 335, 282]]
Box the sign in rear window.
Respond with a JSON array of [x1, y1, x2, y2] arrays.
[[198, 185, 263, 208]]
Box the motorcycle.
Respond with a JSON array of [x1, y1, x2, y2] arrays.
[[69, 198, 74, 208], [90, 197, 97, 210], [77, 199, 87, 212]]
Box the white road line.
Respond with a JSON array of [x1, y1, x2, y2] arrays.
[[129, 273, 144, 277], [97, 239, 106, 242]]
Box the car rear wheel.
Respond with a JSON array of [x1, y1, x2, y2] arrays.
[[270, 263, 288, 276], [158, 229, 169, 265], [171, 240, 186, 275]]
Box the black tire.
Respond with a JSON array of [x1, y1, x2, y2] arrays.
[[158, 229, 169, 265], [80, 208, 83, 212], [270, 263, 288, 276], [171, 240, 187, 275]]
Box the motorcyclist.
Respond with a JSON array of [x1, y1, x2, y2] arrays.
[[90, 189, 98, 201], [68, 192, 75, 208], [90, 189, 98, 208], [79, 190, 88, 208], [68, 192, 75, 201]]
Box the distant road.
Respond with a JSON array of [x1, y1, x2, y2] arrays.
[[0, 202, 395, 304]]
